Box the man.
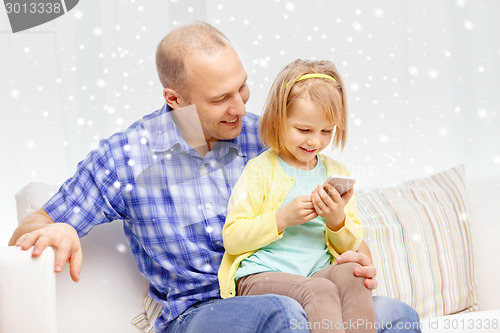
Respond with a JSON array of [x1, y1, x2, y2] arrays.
[[9, 22, 420, 333]]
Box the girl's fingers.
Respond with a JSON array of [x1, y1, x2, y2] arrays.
[[311, 191, 322, 214], [316, 185, 334, 210], [341, 188, 354, 204], [323, 183, 341, 203], [304, 211, 318, 221]]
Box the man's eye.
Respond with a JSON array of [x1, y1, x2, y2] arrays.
[[213, 97, 226, 104]]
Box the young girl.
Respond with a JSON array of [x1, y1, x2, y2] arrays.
[[218, 59, 376, 333]]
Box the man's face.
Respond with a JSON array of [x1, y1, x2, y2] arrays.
[[180, 46, 249, 144]]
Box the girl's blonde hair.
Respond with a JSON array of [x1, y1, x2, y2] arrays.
[[259, 59, 348, 153]]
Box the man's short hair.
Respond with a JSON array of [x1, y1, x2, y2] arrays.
[[155, 21, 230, 100]]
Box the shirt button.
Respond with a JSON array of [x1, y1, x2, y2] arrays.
[[200, 165, 208, 176], [205, 203, 212, 209]]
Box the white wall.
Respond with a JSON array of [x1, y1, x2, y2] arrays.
[[1, 0, 499, 245]]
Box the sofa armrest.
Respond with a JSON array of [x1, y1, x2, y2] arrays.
[[0, 246, 57, 333], [15, 182, 59, 222], [14, 182, 150, 332], [467, 178, 500, 310]]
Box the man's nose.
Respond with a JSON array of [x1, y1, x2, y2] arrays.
[[228, 94, 246, 116]]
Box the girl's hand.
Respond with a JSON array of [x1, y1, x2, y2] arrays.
[[312, 183, 353, 231], [275, 195, 318, 233]]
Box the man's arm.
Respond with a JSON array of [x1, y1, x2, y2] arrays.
[[356, 240, 373, 262], [336, 240, 378, 290], [9, 208, 82, 282]]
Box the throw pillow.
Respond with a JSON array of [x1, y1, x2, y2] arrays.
[[357, 165, 478, 320]]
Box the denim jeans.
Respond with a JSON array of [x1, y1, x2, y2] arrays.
[[165, 295, 421, 333], [165, 294, 309, 333], [373, 296, 422, 333]]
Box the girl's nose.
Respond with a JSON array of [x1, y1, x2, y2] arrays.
[[307, 135, 320, 147]]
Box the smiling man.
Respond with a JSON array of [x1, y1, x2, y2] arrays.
[[9, 22, 420, 333]]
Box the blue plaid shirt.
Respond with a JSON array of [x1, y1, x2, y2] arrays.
[[43, 104, 264, 331]]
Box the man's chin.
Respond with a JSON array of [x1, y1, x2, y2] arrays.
[[218, 126, 242, 141]]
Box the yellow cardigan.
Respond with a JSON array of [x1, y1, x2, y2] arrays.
[[218, 149, 363, 298]]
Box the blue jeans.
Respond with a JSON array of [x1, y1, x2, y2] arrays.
[[373, 296, 422, 333], [164, 295, 421, 333]]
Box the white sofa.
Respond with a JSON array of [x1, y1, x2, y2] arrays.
[[2, 182, 148, 333], [1, 168, 500, 333]]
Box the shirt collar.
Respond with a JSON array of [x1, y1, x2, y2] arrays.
[[150, 104, 195, 154], [216, 133, 247, 158], [151, 104, 247, 158]]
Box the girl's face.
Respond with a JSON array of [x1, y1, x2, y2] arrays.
[[279, 96, 335, 169]]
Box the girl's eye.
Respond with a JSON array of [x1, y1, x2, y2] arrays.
[[297, 128, 309, 132], [322, 130, 333, 134]]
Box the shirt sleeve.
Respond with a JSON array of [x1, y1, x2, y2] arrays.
[[222, 159, 283, 255], [43, 139, 127, 238]]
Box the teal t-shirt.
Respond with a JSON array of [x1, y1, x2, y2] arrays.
[[235, 155, 332, 281]]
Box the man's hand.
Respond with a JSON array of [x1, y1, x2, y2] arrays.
[[336, 248, 378, 290], [10, 210, 82, 282]]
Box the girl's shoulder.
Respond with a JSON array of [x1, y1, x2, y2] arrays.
[[247, 149, 278, 167], [242, 150, 285, 181]]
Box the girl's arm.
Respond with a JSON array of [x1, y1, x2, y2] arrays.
[[312, 158, 364, 256], [324, 193, 364, 256]]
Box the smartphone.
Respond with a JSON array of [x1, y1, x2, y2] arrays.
[[323, 175, 356, 196]]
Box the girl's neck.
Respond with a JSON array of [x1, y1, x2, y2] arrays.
[[277, 152, 318, 170]]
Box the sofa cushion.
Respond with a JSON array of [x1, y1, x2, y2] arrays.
[[357, 165, 478, 320]]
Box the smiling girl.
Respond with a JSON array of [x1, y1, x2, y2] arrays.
[[218, 59, 376, 333]]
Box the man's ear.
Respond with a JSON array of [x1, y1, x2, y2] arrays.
[[163, 88, 184, 109]]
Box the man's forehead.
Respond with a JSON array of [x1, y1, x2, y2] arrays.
[[185, 50, 247, 95]]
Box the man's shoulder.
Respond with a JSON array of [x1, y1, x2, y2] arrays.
[[243, 112, 260, 124], [105, 105, 169, 145], [236, 112, 264, 158], [126, 105, 169, 134], [241, 112, 260, 134]]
